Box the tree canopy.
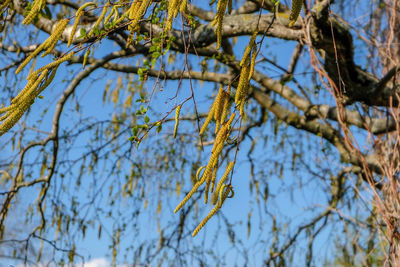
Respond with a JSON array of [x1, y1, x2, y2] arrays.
[[0, 0, 400, 266]]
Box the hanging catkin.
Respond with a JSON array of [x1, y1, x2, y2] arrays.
[[173, 105, 181, 138], [289, 0, 302, 27]]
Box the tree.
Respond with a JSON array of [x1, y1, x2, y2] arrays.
[[0, 0, 399, 265]]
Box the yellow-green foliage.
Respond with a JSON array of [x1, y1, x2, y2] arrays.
[[289, 0, 302, 27]]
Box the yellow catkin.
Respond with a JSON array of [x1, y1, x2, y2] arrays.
[[28, 57, 37, 78], [212, 112, 234, 153], [173, 105, 181, 138], [214, 85, 225, 134], [213, 125, 228, 152], [134, 0, 151, 25], [239, 101, 245, 117], [28, 52, 74, 80], [215, 120, 220, 135], [248, 45, 257, 81], [22, 0, 45, 25], [88, 3, 110, 37], [195, 166, 205, 182], [35, 66, 58, 97], [200, 142, 223, 185], [214, 86, 225, 129], [198, 139, 225, 203], [0, 108, 26, 135], [128, 1, 142, 20], [20, 69, 49, 103], [16, 19, 70, 74], [174, 179, 205, 213], [82, 47, 91, 69], [0, 112, 8, 121], [114, 9, 130, 25], [15, 43, 46, 74], [173, 0, 181, 18], [0, 104, 15, 114], [42, 19, 70, 57], [204, 177, 211, 204], [205, 155, 219, 203], [220, 85, 231, 124], [77, 2, 98, 14], [210, 158, 218, 193], [235, 58, 250, 111], [240, 31, 257, 67], [175, 112, 234, 213], [192, 184, 231, 237], [165, 0, 179, 32], [126, 0, 151, 47], [0, 70, 48, 135], [192, 201, 219, 237], [226, 112, 235, 126], [11, 76, 38, 104], [213, 0, 229, 49], [199, 102, 215, 135], [0, 0, 11, 11], [68, 12, 83, 47], [104, 6, 115, 25], [112, 7, 120, 23], [217, 184, 228, 207], [289, 0, 302, 27], [212, 161, 234, 205], [180, 0, 187, 13]]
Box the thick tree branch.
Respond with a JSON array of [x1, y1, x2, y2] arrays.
[[65, 55, 397, 136], [310, 1, 400, 107], [252, 88, 382, 173]]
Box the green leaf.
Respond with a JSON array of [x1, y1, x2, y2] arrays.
[[156, 124, 162, 133], [79, 28, 87, 39], [152, 51, 161, 58], [42, 6, 52, 19], [132, 126, 138, 137]]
